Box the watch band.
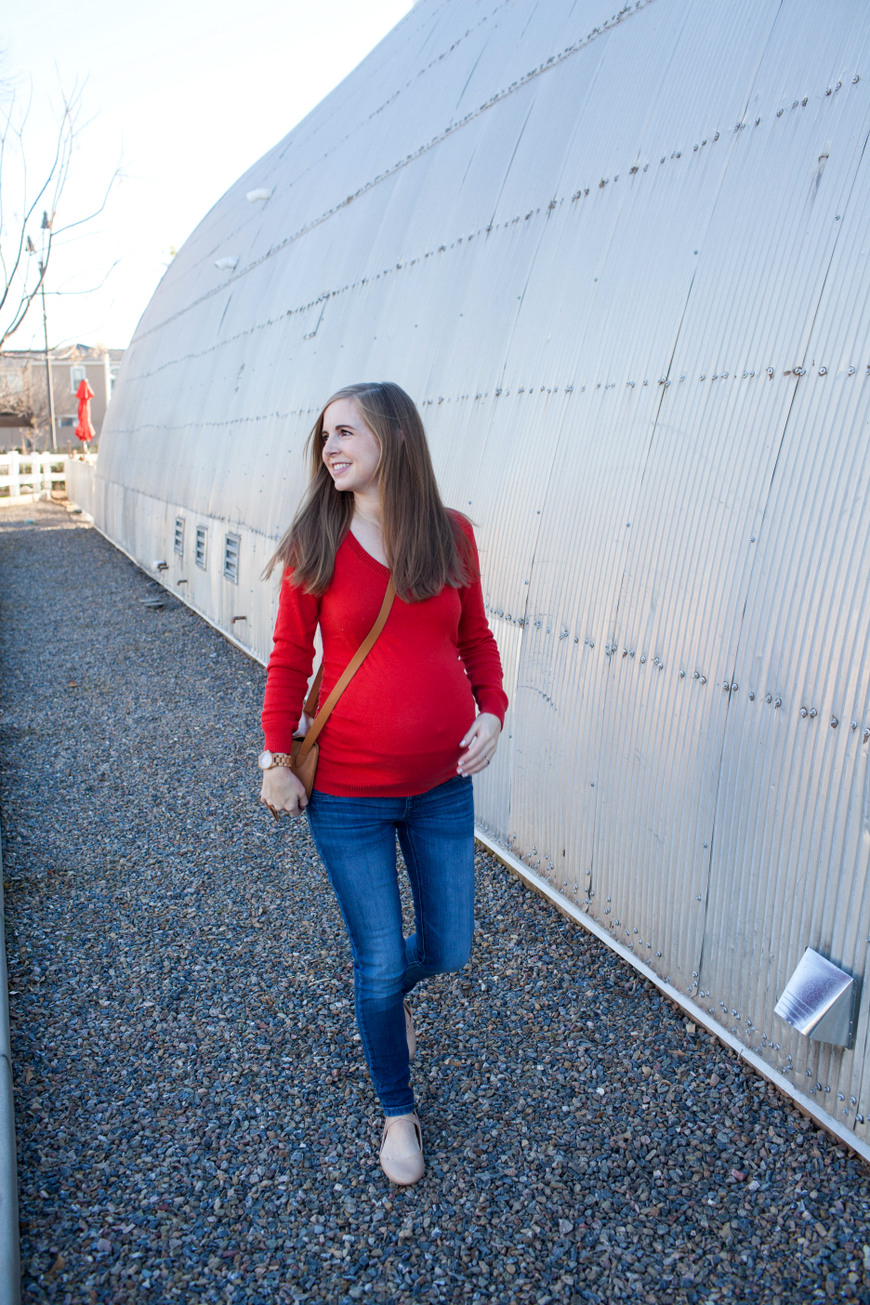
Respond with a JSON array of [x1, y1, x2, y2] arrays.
[[258, 750, 294, 770]]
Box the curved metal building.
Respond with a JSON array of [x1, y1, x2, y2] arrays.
[[93, 0, 870, 1151]]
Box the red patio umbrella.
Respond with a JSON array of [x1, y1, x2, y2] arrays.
[[75, 379, 95, 444]]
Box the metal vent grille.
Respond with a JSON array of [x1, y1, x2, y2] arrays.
[[174, 517, 184, 557], [195, 525, 208, 570], [223, 533, 240, 584]]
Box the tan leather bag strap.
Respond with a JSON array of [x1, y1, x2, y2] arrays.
[[296, 578, 396, 761]]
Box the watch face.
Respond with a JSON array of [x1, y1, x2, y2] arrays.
[[258, 750, 274, 770]]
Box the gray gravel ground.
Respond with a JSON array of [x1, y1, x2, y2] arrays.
[[2, 499, 870, 1305]]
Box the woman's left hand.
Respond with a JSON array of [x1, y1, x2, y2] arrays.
[[457, 712, 502, 776]]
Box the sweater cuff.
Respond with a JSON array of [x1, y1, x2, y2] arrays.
[[475, 689, 508, 727]]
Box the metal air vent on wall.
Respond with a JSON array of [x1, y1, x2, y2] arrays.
[[775, 948, 857, 1048], [223, 533, 240, 584]]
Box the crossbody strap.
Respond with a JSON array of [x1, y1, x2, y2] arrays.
[[296, 577, 397, 761]]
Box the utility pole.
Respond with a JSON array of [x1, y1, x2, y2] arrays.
[[39, 268, 57, 454]]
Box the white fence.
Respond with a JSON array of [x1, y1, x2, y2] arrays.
[[0, 451, 70, 503]]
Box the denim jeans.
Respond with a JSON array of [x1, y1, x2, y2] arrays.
[[306, 775, 475, 1116]]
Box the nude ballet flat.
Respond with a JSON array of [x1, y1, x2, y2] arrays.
[[379, 1112, 424, 1186], [403, 1000, 417, 1060]]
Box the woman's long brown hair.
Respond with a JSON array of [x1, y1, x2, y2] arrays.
[[264, 382, 476, 602]]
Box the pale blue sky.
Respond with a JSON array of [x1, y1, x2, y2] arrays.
[[2, 0, 414, 350]]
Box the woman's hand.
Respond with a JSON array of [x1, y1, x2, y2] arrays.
[[457, 712, 502, 776], [260, 764, 309, 819]]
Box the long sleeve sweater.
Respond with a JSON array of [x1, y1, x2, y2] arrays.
[[261, 521, 508, 797]]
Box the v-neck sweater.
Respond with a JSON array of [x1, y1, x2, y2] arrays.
[[261, 521, 508, 797]]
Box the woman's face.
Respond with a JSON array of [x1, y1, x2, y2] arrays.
[[321, 397, 381, 499]]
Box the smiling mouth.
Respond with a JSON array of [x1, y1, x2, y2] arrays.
[[330, 461, 351, 473]]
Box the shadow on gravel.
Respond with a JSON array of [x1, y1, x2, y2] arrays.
[[2, 502, 870, 1304]]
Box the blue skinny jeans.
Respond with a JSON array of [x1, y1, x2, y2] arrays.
[[305, 775, 475, 1116]]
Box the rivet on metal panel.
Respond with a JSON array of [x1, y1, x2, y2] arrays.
[[800, 707, 808, 718], [809, 708, 817, 718], [680, 670, 686, 678], [694, 671, 700, 679], [731, 683, 738, 692], [794, 367, 806, 376], [623, 648, 628, 657], [700, 374, 706, 381], [819, 366, 827, 376], [849, 367, 856, 376], [589, 641, 594, 649], [629, 649, 635, 657], [750, 536, 756, 542], [574, 637, 580, 644], [775, 698, 782, 708], [749, 691, 755, 701], [859, 1115, 865, 1124], [852, 721, 858, 730], [640, 655, 646, 664], [656, 951, 662, 958], [777, 108, 784, 117], [831, 718, 839, 728], [755, 117, 761, 126], [854, 76, 861, 84], [700, 676, 707, 685], [766, 693, 772, 703], [852, 1097, 858, 1105], [767, 367, 774, 377], [723, 681, 730, 691], [696, 895, 702, 902], [864, 729, 870, 742], [802, 98, 808, 107]]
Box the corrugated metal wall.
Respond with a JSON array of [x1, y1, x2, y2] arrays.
[[95, 0, 870, 1145]]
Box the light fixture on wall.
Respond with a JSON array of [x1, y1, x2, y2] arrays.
[[214, 256, 240, 271], [246, 188, 272, 202]]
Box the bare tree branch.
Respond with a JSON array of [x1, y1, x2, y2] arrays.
[[0, 77, 118, 351]]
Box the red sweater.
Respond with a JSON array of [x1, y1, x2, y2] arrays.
[[261, 522, 508, 797]]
